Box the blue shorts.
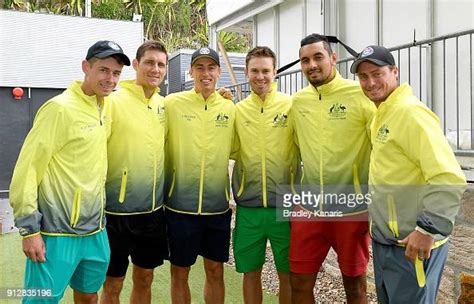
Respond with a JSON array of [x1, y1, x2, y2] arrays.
[[372, 240, 448, 304], [166, 209, 232, 267], [23, 230, 110, 303]]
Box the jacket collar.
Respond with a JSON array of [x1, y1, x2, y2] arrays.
[[249, 82, 277, 108], [378, 83, 412, 112], [69, 80, 103, 108], [309, 68, 344, 95], [191, 87, 219, 104], [119, 80, 161, 103]]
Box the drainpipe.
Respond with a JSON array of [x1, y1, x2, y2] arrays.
[[209, 25, 218, 50], [426, 0, 434, 109], [376, 0, 383, 45], [85, 0, 91, 18]]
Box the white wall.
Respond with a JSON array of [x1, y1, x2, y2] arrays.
[[0, 10, 143, 89], [305, 0, 324, 35], [381, 0, 431, 46], [256, 9, 276, 55], [434, 0, 474, 35], [278, 0, 304, 69], [338, 0, 377, 57]]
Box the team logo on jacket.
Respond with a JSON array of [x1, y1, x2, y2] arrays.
[[328, 103, 347, 120], [215, 112, 230, 127], [157, 105, 165, 115], [376, 124, 390, 143], [273, 113, 288, 127], [157, 105, 165, 123]]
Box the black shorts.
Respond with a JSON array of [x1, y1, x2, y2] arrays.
[[105, 208, 168, 277], [165, 208, 232, 267]]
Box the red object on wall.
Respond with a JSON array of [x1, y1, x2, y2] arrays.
[[12, 87, 24, 100]]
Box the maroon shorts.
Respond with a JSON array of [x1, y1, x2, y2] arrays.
[[289, 213, 370, 277]]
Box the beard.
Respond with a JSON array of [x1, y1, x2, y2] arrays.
[[305, 68, 334, 87]]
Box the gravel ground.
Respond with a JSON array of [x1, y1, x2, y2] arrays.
[[226, 208, 378, 303]]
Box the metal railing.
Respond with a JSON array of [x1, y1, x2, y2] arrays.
[[225, 29, 474, 154]]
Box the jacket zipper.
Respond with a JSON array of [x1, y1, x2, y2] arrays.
[[149, 101, 157, 210], [260, 105, 267, 207], [97, 103, 103, 125], [317, 88, 324, 211], [198, 103, 207, 213]]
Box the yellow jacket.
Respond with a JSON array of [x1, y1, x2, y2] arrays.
[[232, 83, 297, 208], [9, 81, 107, 237], [292, 71, 376, 215], [164, 88, 235, 214], [369, 83, 466, 245], [105, 80, 165, 214]]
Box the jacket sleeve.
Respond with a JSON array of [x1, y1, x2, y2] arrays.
[[404, 105, 466, 236], [9, 100, 66, 237]]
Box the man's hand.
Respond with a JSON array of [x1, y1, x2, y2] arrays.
[[22, 234, 46, 262], [398, 230, 434, 263], [217, 87, 234, 100]]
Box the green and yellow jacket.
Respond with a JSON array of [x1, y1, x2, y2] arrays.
[[105, 80, 165, 215], [369, 83, 466, 245], [164, 88, 235, 214], [9, 81, 107, 237], [232, 83, 297, 208], [292, 71, 376, 215]]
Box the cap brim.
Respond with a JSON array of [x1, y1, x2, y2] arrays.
[[350, 58, 390, 74], [191, 55, 220, 66], [95, 50, 131, 66]]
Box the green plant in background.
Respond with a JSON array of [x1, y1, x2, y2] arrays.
[[3, 0, 83, 15], [92, 0, 129, 20], [2, 0, 252, 53]]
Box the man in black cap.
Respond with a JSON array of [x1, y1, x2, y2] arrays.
[[9, 40, 129, 303], [163, 47, 235, 303], [352, 45, 466, 303]]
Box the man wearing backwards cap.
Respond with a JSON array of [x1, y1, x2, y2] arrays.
[[164, 47, 235, 303], [289, 33, 375, 304], [9, 40, 129, 303], [352, 45, 466, 303]]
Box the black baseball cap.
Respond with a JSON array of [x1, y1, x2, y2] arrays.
[[350, 45, 395, 73], [191, 47, 220, 66], [86, 40, 131, 66]]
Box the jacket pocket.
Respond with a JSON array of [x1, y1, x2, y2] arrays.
[[290, 166, 296, 194], [119, 167, 128, 203], [387, 194, 399, 238], [70, 188, 82, 228], [236, 171, 245, 198], [352, 163, 362, 194], [168, 168, 176, 198]]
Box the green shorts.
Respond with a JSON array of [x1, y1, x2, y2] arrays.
[[23, 230, 110, 303], [233, 205, 290, 273]]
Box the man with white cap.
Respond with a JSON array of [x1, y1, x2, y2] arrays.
[[164, 47, 235, 304]]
